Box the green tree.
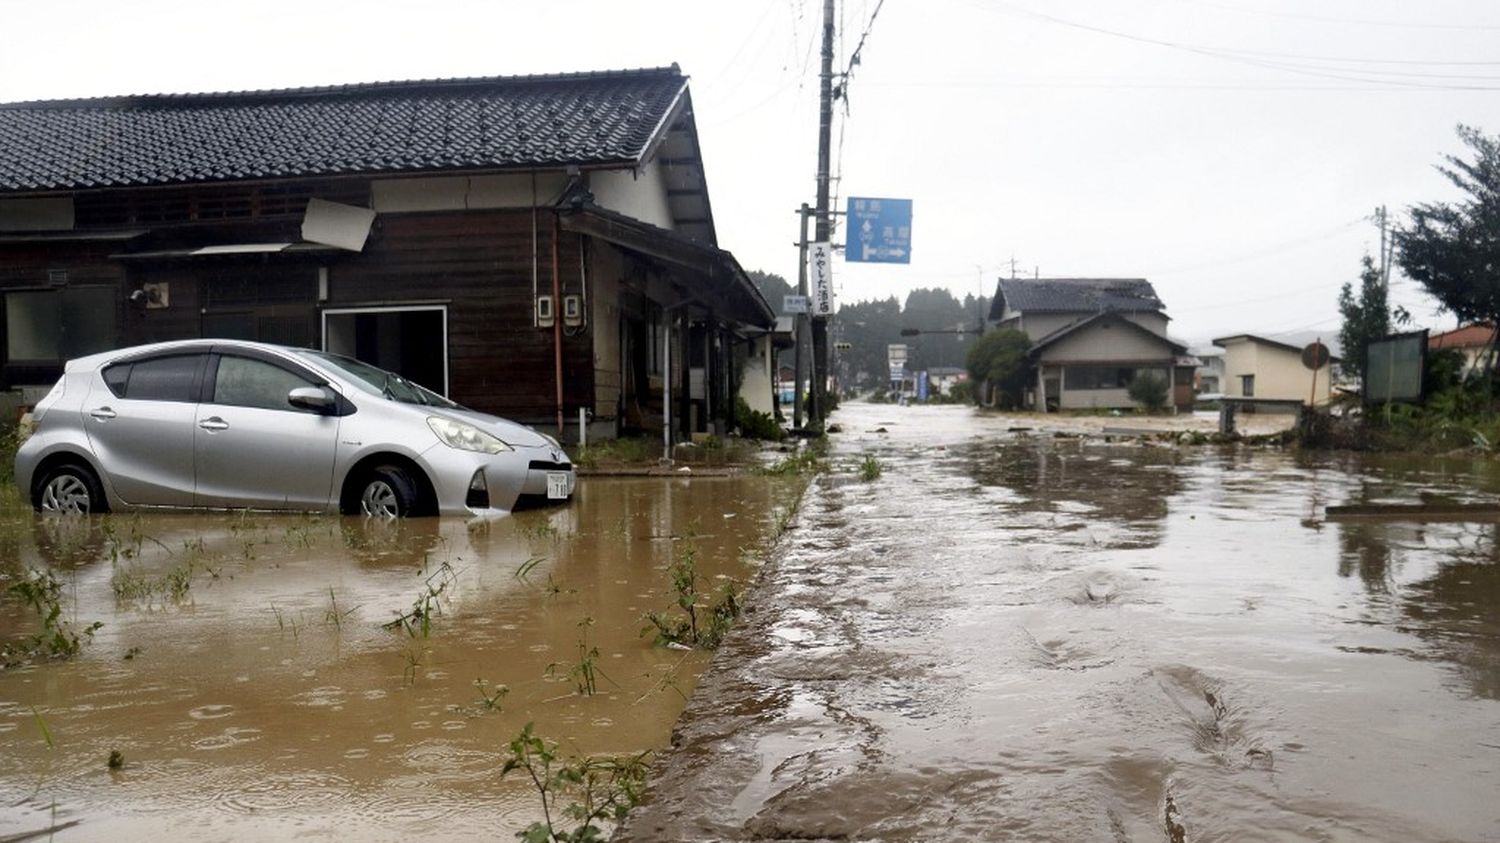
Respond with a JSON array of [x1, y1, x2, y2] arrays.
[[1127, 372, 1169, 413], [1396, 124, 1500, 337], [965, 329, 1032, 408], [1337, 253, 1391, 383]]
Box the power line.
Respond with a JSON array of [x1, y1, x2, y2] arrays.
[[975, 0, 1500, 91], [1162, 0, 1500, 32]]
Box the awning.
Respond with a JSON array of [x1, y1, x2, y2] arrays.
[[0, 229, 148, 244], [108, 242, 344, 261], [557, 202, 774, 329]]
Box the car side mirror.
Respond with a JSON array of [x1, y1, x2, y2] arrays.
[[288, 386, 336, 414]]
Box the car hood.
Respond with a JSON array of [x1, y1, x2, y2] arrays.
[[432, 408, 559, 452]]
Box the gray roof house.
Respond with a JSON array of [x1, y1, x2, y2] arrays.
[[988, 278, 1193, 412]]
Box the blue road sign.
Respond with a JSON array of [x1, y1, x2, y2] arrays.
[[847, 197, 912, 264]]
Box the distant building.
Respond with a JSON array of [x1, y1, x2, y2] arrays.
[[1429, 324, 1496, 378], [1191, 346, 1226, 395], [1213, 334, 1338, 405], [988, 278, 1194, 412], [925, 366, 968, 396]]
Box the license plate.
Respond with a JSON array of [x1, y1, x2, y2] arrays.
[[546, 472, 570, 500]]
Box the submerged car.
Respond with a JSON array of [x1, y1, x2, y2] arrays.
[[14, 340, 576, 517]]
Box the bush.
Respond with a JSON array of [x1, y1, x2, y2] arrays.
[[1128, 372, 1169, 413], [735, 396, 784, 441]]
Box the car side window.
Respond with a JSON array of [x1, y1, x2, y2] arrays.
[[117, 355, 203, 402], [102, 363, 130, 397], [213, 355, 318, 412]]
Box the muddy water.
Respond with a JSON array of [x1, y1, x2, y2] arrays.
[[0, 474, 794, 841], [620, 403, 1500, 842]]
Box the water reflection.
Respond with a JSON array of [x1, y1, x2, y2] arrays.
[[965, 438, 1184, 549], [0, 473, 794, 842]]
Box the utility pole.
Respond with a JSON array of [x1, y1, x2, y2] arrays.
[[808, 0, 836, 429], [1375, 204, 1393, 286], [794, 203, 810, 429]]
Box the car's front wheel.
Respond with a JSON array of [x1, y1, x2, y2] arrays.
[[35, 462, 109, 514], [358, 466, 419, 518]]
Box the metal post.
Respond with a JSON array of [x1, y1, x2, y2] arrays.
[[662, 311, 672, 464], [794, 204, 810, 429]]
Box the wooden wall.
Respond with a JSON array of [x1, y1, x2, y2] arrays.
[[327, 209, 595, 425]]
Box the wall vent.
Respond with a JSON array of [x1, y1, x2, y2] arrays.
[[47, 269, 68, 285]]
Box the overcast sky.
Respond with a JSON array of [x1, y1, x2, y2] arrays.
[[2, 0, 1496, 344]]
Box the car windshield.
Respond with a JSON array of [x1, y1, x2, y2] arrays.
[[292, 350, 461, 409]]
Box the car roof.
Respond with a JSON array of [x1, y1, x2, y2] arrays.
[[67, 339, 313, 371]]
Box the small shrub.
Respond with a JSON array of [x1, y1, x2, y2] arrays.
[[735, 396, 784, 441], [858, 454, 882, 482], [1128, 372, 1170, 413]]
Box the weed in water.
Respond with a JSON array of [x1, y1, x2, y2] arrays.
[[383, 561, 458, 638], [107, 750, 124, 770], [111, 559, 200, 607], [501, 722, 650, 843], [642, 541, 742, 650], [474, 678, 510, 712], [401, 645, 426, 686], [31, 706, 54, 749], [2, 570, 103, 667], [324, 587, 358, 630], [548, 617, 613, 696], [857, 453, 883, 482], [633, 653, 692, 705], [123, 646, 142, 661], [514, 556, 547, 582]]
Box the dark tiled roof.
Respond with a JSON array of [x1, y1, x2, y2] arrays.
[[0, 68, 687, 192], [991, 278, 1164, 319]]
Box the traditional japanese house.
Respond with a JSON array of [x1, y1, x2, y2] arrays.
[[0, 66, 773, 442]]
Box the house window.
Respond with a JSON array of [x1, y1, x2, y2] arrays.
[[1241, 374, 1255, 397], [4, 287, 117, 363], [1066, 366, 1166, 391]]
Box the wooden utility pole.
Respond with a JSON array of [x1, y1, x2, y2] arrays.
[[808, 0, 836, 429]]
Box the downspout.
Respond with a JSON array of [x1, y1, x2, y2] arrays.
[[662, 309, 672, 463], [552, 214, 564, 437]]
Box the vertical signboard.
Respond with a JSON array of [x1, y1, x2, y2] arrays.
[[807, 241, 835, 316]]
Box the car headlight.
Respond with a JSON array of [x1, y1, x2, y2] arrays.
[[427, 417, 513, 454]]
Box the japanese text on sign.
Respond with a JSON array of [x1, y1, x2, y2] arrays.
[[808, 241, 835, 316]]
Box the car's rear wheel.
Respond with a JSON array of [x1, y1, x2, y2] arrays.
[[359, 466, 418, 518], [35, 463, 108, 514]]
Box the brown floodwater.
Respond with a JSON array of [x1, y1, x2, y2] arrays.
[[0, 474, 795, 841], [619, 403, 1500, 842]]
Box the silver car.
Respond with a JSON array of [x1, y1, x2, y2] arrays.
[[14, 340, 576, 517]]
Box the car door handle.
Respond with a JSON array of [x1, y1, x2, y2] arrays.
[[89, 407, 116, 420], [198, 417, 230, 431]]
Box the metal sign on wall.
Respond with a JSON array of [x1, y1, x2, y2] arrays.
[[846, 197, 912, 264], [807, 241, 835, 316]]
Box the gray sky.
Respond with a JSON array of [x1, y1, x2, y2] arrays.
[[2, 0, 1495, 344]]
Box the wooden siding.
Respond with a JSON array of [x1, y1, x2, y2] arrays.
[[327, 209, 595, 424]]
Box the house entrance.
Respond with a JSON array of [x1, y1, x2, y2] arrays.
[[321, 306, 448, 396]]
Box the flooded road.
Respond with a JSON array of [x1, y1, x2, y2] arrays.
[[0, 474, 798, 841], [620, 403, 1500, 842]]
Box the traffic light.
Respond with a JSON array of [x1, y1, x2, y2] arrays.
[[834, 341, 852, 351]]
